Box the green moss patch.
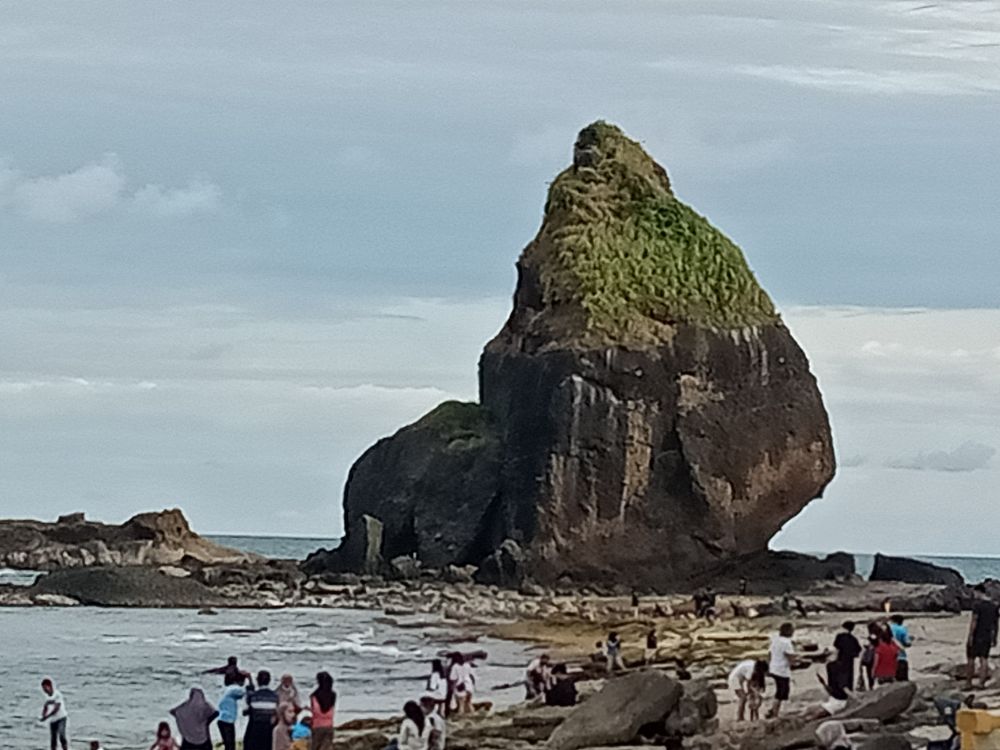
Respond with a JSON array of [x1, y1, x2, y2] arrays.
[[413, 401, 497, 443], [531, 121, 778, 339]]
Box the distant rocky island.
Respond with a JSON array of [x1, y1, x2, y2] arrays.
[[306, 121, 835, 588]]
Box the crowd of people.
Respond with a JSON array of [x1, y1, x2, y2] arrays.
[[35, 652, 483, 750]]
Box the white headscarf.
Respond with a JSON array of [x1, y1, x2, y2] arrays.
[[816, 720, 853, 750]]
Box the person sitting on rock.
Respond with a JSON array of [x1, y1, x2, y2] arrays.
[[544, 664, 577, 707], [419, 695, 446, 750], [525, 653, 551, 699], [393, 700, 427, 750], [605, 632, 624, 672]]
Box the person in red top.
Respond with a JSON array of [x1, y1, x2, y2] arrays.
[[309, 671, 336, 750], [872, 626, 900, 684]]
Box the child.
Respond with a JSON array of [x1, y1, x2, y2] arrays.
[[150, 722, 179, 750], [606, 632, 624, 672]]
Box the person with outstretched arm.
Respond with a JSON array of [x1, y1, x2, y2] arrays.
[[39, 678, 69, 750], [204, 656, 254, 688]]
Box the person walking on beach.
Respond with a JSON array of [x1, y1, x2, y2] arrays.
[[245, 670, 279, 750], [217, 673, 247, 750], [766, 623, 800, 719], [889, 614, 912, 681], [426, 660, 448, 714], [872, 626, 900, 685], [150, 721, 180, 750], [831, 621, 862, 693], [309, 671, 336, 750], [967, 583, 1000, 688], [606, 632, 624, 673], [449, 654, 476, 714], [170, 687, 218, 750], [728, 659, 767, 721], [39, 678, 69, 750]]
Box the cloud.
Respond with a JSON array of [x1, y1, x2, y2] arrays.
[[11, 155, 125, 223], [132, 178, 221, 217], [0, 155, 220, 222], [887, 441, 996, 473]]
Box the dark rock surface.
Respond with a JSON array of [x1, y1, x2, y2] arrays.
[[318, 122, 835, 587], [0, 509, 256, 571], [30, 566, 225, 607], [545, 670, 682, 750], [870, 554, 965, 587]]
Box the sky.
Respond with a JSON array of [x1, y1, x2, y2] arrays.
[[0, 1, 997, 554]]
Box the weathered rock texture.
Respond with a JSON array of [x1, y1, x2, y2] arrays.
[[0, 509, 256, 570], [870, 553, 965, 587], [316, 122, 835, 587]]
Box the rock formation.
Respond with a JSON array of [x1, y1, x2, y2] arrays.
[[0, 509, 256, 570], [869, 553, 965, 587], [311, 121, 835, 587]]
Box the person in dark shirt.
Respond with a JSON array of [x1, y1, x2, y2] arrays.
[[244, 671, 279, 750], [832, 621, 862, 692], [967, 584, 1000, 688], [204, 657, 254, 689], [544, 664, 577, 707]]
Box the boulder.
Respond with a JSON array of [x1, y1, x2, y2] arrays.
[[475, 539, 527, 587], [545, 670, 682, 750], [870, 554, 964, 587], [30, 566, 225, 607], [317, 121, 835, 587], [663, 678, 719, 737], [857, 737, 912, 750]]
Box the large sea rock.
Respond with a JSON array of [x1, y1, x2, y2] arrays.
[[310, 122, 835, 587]]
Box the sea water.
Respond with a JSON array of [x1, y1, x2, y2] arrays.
[[0, 606, 536, 750]]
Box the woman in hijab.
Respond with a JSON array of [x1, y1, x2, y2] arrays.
[[170, 687, 219, 750], [309, 672, 336, 750], [277, 674, 302, 711], [272, 702, 297, 750]]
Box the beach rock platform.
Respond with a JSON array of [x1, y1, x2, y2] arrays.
[[309, 121, 836, 589], [0, 508, 256, 570]]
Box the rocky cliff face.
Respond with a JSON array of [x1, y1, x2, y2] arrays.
[[314, 122, 835, 587], [0, 509, 256, 570]]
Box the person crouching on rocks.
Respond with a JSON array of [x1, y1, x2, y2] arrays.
[[728, 659, 768, 721], [544, 664, 577, 707], [525, 653, 551, 699], [766, 622, 801, 719]]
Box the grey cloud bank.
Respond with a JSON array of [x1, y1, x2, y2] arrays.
[[1, 1, 998, 554]]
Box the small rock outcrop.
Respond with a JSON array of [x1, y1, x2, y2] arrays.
[[0, 509, 256, 571], [870, 554, 965, 587], [29, 566, 225, 608], [315, 121, 835, 587]]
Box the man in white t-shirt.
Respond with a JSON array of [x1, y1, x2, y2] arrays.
[[39, 678, 69, 750], [767, 622, 800, 718]]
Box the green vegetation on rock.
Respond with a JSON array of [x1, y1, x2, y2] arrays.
[[532, 121, 778, 338], [413, 401, 497, 445]]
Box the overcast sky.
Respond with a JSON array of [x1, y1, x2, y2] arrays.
[[1, 1, 997, 554]]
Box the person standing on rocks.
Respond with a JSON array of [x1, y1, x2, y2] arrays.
[[831, 621, 862, 693], [766, 622, 800, 718], [606, 632, 624, 672], [39, 678, 69, 750], [425, 660, 448, 714], [967, 583, 1000, 688], [872, 625, 900, 685], [644, 629, 658, 665], [449, 654, 476, 714], [889, 614, 912, 681], [309, 671, 336, 750]]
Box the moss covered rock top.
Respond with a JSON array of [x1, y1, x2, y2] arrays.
[[527, 121, 778, 340], [411, 401, 497, 445]]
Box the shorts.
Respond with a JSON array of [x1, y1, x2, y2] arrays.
[[969, 639, 992, 659], [821, 697, 848, 716], [772, 674, 790, 701], [49, 718, 67, 744]]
